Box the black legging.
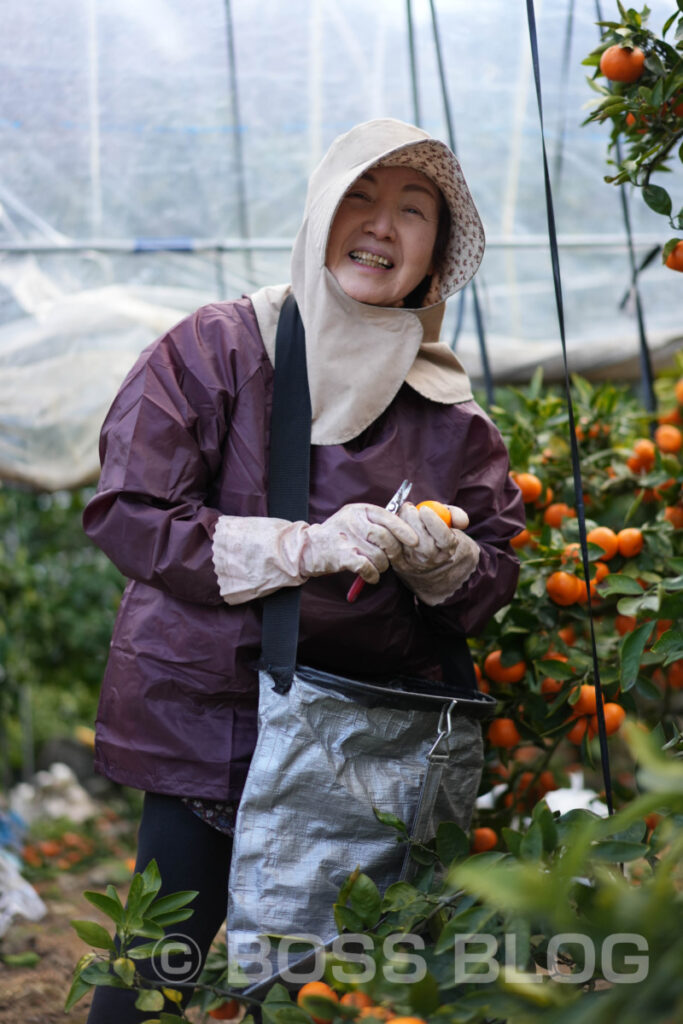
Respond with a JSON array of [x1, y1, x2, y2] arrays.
[[86, 792, 233, 1023]]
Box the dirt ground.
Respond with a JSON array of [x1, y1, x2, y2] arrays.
[[0, 864, 215, 1023]]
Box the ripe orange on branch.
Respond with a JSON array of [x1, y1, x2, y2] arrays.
[[617, 527, 644, 558], [297, 982, 339, 1023], [340, 993, 375, 1009], [599, 44, 645, 83], [543, 503, 576, 528], [471, 827, 498, 852], [209, 1001, 241, 1020], [665, 241, 683, 272], [511, 471, 543, 503], [546, 571, 582, 606], [484, 649, 527, 684], [654, 424, 683, 453], [586, 526, 619, 561], [487, 718, 521, 749]]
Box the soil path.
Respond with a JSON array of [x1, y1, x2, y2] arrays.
[[0, 866, 213, 1022]]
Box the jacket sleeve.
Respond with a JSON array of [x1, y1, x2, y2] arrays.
[[421, 406, 525, 636], [82, 310, 235, 606]]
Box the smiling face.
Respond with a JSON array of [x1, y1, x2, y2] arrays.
[[325, 165, 442, 308]]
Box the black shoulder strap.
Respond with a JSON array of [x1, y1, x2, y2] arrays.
[[260, 294, 311, 693]]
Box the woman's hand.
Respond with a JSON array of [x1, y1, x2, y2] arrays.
[[390, 502, 480, 605], [301, 503, 419, 583]]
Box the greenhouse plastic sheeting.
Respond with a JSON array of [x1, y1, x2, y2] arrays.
[[1, 0, 681, 490]]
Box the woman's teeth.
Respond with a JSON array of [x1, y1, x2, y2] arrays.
[[349, 250, 393, 268]]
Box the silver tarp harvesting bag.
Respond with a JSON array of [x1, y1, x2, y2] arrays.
[[226, 664, 490, 980]]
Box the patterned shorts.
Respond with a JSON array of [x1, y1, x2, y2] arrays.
[[181, 796, 237, 836]]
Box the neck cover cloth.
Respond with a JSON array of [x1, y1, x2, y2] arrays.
[[251, 118, 485, 445]]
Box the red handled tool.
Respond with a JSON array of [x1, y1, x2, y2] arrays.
[[346, 479, 413, 603]]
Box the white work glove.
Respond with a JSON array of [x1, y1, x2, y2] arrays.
[[390, 502, 480, 606], [212, 504, 419, 605]]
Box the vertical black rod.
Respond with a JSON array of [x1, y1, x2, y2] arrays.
[[224, 0, 253, 278], [553, 0, 576, 188], [526, 0, 614, 815], [406, 0, 422, 126], [429, 0, 493, 406]]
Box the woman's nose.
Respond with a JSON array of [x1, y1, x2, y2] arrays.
[[363, 203, 395, 238]]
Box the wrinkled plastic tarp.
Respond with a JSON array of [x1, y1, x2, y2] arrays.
[[1, 0, 681, 490]]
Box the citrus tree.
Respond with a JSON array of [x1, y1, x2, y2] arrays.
[[582, 1, 683, 270]]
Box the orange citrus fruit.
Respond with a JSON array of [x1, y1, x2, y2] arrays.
[[512, 472, 543, 503], [667, 661, 683, 689], [416, 500, 451, 526], [209, 1000, 241, 1019], [510, 528, 532, 549], [617, 527, 644, 558], [664, 505, 683, 529], [586, 526, 619, 560], [359, 1009, 393, 1022], [341, 994, 375, 1009], [674, 378, 683, 405], [484, 649, 527, 684], [665, 241, 683, 272], [557, 624, 577, 646], [589, 703, 626, 737], [471, 827, 498, 852], [487, 718, 521, 749], [615, 614, 637, 635], [546, 571, 582, 606], [599, 44, 645, 83], [543, 502, 576, 528], [297, 982, 339, 1023], [385, 1018, 428, 1024], [654, 424, 683, 453], [540, 676, 563, 696], [572, 684, 598, 716], [567, 717, 589, 744]]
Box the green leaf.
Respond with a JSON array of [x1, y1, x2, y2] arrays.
[[147, 909, 195, 928], [598, 575, 645, 596], [349, 873, 381, 927], [620, 621, 654, 691], [519, 822, 543, 860], [643, 184, 673, 217], [434, 906, 496, 954], [532, 801, 559, 853], [80, 962, 129, 988], [141, 859, 162, 894], [145, 891, 198, 919], [501, 828, 522, 856], [589, 840, 650, 861], [83, 891, 125, 925], [64, 973, 93, 1011], [113, 957, 136, 986], [70, 919, 116, 951], [135, 988, 165, 1011], [652, 628, 683, 661], [373, 808, 408, 834], [2, 951, 41, 967], [408, 971, 440, 1015], [436, 821, 470, 866], [333, 904, 365, 933], [382, 881, 422, 912]]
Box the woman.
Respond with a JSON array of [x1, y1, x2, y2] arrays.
[[83, 118, 525, 1021]]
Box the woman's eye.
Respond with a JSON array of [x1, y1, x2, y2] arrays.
[[405, 206, 425, 217], [346, 190, 371, 201]]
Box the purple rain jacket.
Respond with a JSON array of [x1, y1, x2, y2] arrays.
[[83, 298, 525, 800]]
